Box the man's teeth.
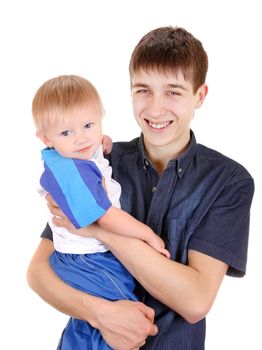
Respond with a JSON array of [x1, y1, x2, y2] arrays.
[[149, 121, 170, 129]]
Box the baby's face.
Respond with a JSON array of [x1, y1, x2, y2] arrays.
[[42, 103, 103, 160]]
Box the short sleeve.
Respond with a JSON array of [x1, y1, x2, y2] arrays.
[[188, 177, 254, 277], [40, 157, 112, 229]]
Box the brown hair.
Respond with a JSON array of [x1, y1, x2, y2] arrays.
[[129, 26, 208, 93], [32, 75, 103, 131]]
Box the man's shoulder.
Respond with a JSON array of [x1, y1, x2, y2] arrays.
[[104, 137, 140, 170], [112, 137, 140, 156], [196, 143, 253, 181]]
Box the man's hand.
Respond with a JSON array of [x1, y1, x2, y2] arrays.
[[46, 193, 78, 233], [94, 300, 158, 350], [46, 193, 110, 238], [102, 134, 113, 154]]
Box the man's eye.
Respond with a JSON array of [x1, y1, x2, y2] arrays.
[[60, 130, 70, 136], [85, 123, 94, 129], [167, 91, 180, 96], [136, 89, 148, 94]]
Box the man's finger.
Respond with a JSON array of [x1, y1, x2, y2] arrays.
[[45, 193, 58, 207], [47, 203, 61, 216]]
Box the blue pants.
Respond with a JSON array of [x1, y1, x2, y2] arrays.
[[50, 251, 138, 350]]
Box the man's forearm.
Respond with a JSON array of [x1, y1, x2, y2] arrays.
[[48, 218, 226, 324], [98, 232, 227, 324]]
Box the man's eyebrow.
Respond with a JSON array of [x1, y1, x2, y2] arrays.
[[131, 82, 188, 91], [165, 83, 187, 91], [131, 83, 149, 88]]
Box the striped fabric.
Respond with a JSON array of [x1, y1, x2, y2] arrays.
[[40, 148, 111, 229]]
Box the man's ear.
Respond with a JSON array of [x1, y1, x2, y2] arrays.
[[36, 131, 52, 147], [195, 83, 208, 109]]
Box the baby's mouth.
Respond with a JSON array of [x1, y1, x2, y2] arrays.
[[76, 146, 90, 153]]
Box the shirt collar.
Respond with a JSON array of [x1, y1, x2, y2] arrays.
[[137, 130, 197, 177]]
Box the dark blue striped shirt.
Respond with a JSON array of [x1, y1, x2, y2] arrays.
[[41, 131, 254, 349]]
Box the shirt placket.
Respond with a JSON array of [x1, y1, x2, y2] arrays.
[[146, 166, 178, 235]]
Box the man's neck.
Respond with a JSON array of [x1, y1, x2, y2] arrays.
[[144, 134, 190, 175]]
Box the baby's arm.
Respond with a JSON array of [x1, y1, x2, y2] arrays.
[[41, 153, 169, 257], [98, 206, 170, 258]]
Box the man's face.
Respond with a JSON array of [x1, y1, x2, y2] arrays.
[[131, 69, 207, 154]]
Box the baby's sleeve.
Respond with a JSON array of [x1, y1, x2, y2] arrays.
[[40, 157, 112, 229]]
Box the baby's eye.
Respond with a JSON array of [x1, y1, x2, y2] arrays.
[[85, 122, 94, 129], [60, 130, 71, 136]]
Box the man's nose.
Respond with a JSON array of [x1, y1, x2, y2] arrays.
[[147, 95, 166, 118]]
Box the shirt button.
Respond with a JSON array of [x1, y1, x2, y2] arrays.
[[152, 186, 157, 192], [178, 167, 182, 174]]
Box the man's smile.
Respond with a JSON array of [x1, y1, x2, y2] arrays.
[[145, 119, 173, 130]]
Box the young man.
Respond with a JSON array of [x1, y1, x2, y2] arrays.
[[27, 26, 254, 350]]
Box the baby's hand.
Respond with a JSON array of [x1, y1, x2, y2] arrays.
[[147, 235, 170, 258], [102, 135, 113, 154]]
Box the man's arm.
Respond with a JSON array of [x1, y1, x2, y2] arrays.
[[49, 200, 227, 324], [96, 232, 228, 324], [27, 238, 158, 350], [51, 209, 227, 324], [95, 175, 253, 324]]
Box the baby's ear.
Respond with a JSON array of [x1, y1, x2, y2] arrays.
[[36, 131, 52, 147]]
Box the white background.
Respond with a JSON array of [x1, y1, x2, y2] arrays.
[[0, 0, 261, 349]]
